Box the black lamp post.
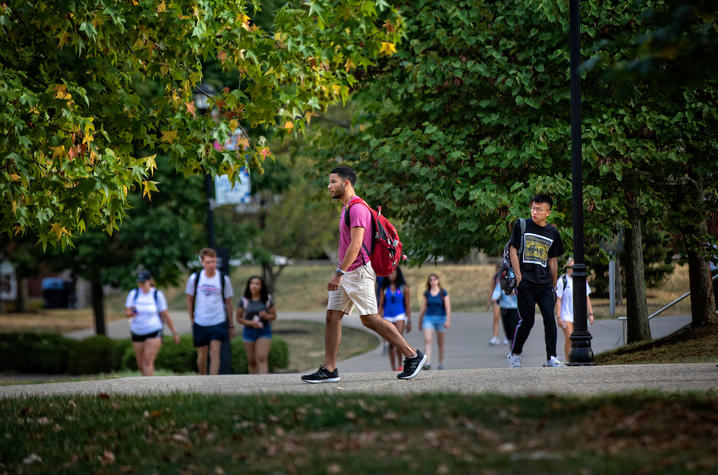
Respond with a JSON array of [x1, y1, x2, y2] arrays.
[[194, 83, 232, 374], [194, 84, 218, 250], [568, 0, 594, 365]]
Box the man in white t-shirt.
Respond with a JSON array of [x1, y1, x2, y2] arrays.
[[555, 257, 594, 362], [185, 248, 234, 375]]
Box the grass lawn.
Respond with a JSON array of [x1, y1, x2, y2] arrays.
[[272, 320, 378, 373], [597, 323, 718, 365], [2, 392, 717, 474]]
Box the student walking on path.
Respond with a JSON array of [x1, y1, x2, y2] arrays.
[[124, 270, 180, 376], [507, 194, 565, 368], [492, 279, 519, 346], [487, 264, 503, 345], [378, 267, 412, 371], [417, 273, 451, 370], [302, 166, 426, 383], [185, 248, 234, 375], [236, 275, 276, 374], [556, 257, 594, 362]]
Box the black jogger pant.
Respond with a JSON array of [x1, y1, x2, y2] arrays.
[[510, 283, 557, 360]]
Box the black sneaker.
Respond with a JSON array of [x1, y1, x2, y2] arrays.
[[397, 350, 427, 380], [301, 365, 340, 384]]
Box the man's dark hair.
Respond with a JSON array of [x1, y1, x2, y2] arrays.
[[330, 166, 357, 187], [531, 193, 554, 209]]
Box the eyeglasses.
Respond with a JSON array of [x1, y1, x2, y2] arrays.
[[530, 206, 549, 213]]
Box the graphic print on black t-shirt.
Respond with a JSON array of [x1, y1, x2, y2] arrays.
[[522, 233, 554, 268]]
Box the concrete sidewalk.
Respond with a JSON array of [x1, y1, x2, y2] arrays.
[[1, 364, 716, 398]]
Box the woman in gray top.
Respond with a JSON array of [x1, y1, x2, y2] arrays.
[[236, 276, 276, 374]]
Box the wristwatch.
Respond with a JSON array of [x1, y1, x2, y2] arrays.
[[335, 268, 345, 276]]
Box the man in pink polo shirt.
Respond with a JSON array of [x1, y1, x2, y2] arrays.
[[302, 166, 426, 383]]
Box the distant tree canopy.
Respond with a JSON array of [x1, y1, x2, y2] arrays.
[[0, 0, 402, 248]]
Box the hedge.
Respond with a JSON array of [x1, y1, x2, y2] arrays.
[[122, 334, 289, 374], [0, 332, 289, 375]]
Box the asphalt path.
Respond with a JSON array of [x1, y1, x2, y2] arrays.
[[1, 309, 708, 399], [67, 309, 692, 371]]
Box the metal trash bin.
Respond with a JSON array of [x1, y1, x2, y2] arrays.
[[42, 277, 69, 309]]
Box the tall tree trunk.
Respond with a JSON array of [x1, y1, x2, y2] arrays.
[[91, 273, 106, 335], [686, 248, 717, 326], [14, 277, 27, 313], [624, 201, 651, 343], [684, 177, 717, 327]]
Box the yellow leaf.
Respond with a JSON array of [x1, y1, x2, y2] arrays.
[[82, 134, 94, 144], [283, 121, 294, 131], [239, 14, 250, 30], [57, 31, 72, 49], [380, 42, 397, 56], [12, 201, 17, 214], [50, 223, 70, 240], [157, 0, 166, 13], [144, 154, 157, 172], [161, 129, 178, 144], [10, 173, 20, 181], [51, 146, 66, 159], [142, 180, 159, 200], [122, 185, 128, 196], [344, 58, 355, 72]]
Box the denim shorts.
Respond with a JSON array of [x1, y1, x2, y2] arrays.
[[242, 325, 272, 342], [422, 315, 447, 333], [192, 322, 228, 347]]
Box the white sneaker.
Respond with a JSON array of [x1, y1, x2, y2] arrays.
[[489, 337, 500, 346], [507, 354, 522, 367], [543, 356, 566, 367], [503, 338, 510, 345]]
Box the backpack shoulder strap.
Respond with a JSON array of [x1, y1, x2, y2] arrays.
[[562, 274, 568, 291], [220, 273, 228, 321], [192, 271, 201, 312], [132, 288, 139, 305], [344, 197, 370, 228], [517, 218, 527, 256]]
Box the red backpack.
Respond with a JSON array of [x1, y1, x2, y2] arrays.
[[344, 197, 405, 277]]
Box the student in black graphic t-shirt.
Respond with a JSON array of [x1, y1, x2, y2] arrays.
[[506, 194, 565, 368]]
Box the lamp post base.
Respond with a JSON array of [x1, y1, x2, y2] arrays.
[[568, 330, 595, 365]]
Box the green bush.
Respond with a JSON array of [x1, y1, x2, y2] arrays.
[[268, 337, 289, 371], [0, 333, 72, 373], [118, 335, 289, 374], [230, 336, 289, 373], [155, 335, 197, 373], [66, 335, 116, 375]]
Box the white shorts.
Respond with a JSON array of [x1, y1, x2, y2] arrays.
[[327, 264, 378, 316], [383, 313, 407, 323]]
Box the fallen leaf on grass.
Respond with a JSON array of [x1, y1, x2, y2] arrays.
[[98, 393, 110, 399], [23, 453, 42, 464], [99, 450, 115, 466], [327, 464, 342, 474], [382, 412, 398, 421]]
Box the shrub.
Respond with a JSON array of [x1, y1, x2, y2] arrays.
[[0, 333, 72, 373], [66, 335, 116, 375], [268, 337, 289, 371], [154, 335, 197, 373]]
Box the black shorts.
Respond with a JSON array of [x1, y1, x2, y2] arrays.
[[192, 322, 228, 347], [131, 329, 163, 342]]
